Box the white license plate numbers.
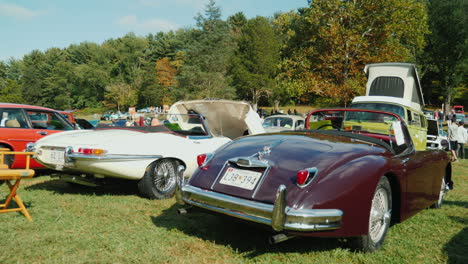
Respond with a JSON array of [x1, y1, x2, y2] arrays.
[[219, 167, 262, 190], [45, 149, 65, 165]]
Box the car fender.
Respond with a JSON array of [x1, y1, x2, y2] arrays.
[[290, 154, 396, 237]]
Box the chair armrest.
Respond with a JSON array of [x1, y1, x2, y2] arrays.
[[0, 151, 36, 169]]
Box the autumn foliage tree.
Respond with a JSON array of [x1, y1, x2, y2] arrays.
[[155, 57, 178, 104], [276, 0, 429, 105]]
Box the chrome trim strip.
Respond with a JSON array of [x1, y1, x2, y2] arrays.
[[67, 154, 163, 161], [210, 161, 229, 190], [228, 157, 269, 168], [251, 166, 271, 199], [180, 184, 343, 232]]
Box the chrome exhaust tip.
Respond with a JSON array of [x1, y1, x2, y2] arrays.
[[268, 233, 295, 245]]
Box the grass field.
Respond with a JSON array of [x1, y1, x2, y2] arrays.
[[1, 160, 467, 264]]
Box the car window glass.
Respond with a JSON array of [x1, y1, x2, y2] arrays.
[[350, 103, 405, 119], [0, 108, 29, 128], [412, 112, 421, 127], [26, 110, 74, 130]]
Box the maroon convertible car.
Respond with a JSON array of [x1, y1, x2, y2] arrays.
[[175, 109, 451, 252]]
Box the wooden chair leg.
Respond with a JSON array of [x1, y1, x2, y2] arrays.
[[0, 180, 32, 221], [2, 180, 20, 208], [13, 194, 32, 221]]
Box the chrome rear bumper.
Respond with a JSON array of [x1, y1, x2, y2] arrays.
[[175, 173, 342, 232]]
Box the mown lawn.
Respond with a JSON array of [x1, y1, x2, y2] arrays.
[[1, 160, 467, 264]]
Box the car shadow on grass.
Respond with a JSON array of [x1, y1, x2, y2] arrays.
[[150, 203, 345, 258], [443, 216, 468, 264], [444, 200, 468, 208], [25, 177, 140, 197]]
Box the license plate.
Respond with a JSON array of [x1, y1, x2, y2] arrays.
[[219, 167, 262, 190], [44, 149, 65, 165]]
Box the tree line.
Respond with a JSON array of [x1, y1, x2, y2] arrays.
[[0, 0, 466, 112]]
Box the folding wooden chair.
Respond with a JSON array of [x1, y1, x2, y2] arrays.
[[0, 149, 35, 221]]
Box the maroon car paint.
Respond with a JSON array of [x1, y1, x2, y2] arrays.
[[187, 130, 450, 237]]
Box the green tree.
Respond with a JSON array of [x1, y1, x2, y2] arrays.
[[177, 0, 236, 99], [229, 16, 281, 108], [422, 0, 467, 110], [276, 0, 429, 105]]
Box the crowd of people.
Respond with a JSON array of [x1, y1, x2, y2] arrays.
[[447, 117, 467, 162]]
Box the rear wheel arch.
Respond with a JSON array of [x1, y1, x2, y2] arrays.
[[384, 172, 401, 224], [137, 157, 186, 199]]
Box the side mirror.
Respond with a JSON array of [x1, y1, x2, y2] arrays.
[[440, 139, 449, 151]]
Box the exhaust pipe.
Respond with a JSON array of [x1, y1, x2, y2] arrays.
[[268, 233, 296, 245], [177, 208, 189, 215]]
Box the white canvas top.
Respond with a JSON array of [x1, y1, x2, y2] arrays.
[[361, 63, 425, 111]]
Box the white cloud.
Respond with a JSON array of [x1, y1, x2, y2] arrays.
[[117, 15, 179, 32], [0, 3, 45, 19]]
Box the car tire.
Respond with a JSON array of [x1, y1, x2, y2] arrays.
[[431, 177, 446, 209], [138, 159, 178, 199], [350, 176, 392, 252]]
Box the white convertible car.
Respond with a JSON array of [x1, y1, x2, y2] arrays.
[[28, 100, 264, 199]]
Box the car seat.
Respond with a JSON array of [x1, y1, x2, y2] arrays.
[[5, 119, 21, 128]]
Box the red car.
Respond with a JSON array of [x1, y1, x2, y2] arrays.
[[176, 109, 451, 252], [0, 103, 74, 169]]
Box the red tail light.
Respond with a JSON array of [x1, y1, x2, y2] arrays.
[[77, 148, 106, 155], [197, 154, 207, 167], [197, 153, 213, 170], [296, 170, 310, 186]]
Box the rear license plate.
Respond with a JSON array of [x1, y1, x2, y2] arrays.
[[219, 167, 262, 190], [44, 149, 65, 165]]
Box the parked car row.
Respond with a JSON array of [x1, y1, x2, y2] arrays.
[[1, 63, 450, 253], [0, 65, 455, 253]]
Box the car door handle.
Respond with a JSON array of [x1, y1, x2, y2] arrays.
[[37, 131, 48, 136]]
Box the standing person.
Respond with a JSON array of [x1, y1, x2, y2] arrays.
[[447, 117, 459, 161], [456, 121, 467, 159]]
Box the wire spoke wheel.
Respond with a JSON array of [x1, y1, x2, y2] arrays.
[[369, 188, 389, 243], [138, 159, 179, 199], [152, 160, 177, 193]]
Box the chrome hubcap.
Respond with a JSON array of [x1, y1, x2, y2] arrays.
[[369, 188, 390, 243], [153, 161, 176, 193]]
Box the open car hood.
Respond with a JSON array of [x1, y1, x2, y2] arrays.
[[168, 99, 264, 139]]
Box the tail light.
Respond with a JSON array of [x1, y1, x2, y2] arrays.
[[77, 148, 107, 155], [197, 153, 213, 170], [296, 167, 318, 187], [296, 170, 310, 186]]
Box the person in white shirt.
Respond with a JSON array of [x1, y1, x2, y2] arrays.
[[447, 117, 459, 161], [456, 121, 467, 159]]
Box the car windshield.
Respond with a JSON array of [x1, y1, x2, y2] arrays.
[[263, 116, 293, 128], [350, 103, 405, 119], [307, 109, 410, 155]]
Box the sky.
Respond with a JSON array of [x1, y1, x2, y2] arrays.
[[0, 0, 309, 62]]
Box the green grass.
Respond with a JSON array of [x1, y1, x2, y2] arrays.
[[1, 161, 467, 264]]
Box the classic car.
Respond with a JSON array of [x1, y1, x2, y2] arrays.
[[0, 103, 75, 169], [175, 108, 452, 252], [351, 63, 428, 151], [28, 99, 265, 199], [426, 119, 447, 150], [453, 105, 464, 114], [262, 114, 305, 133], [100, 111, 128, 121], [75, 118, 96, 129]]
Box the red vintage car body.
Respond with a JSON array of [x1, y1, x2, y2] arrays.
[[176, 109, 451, 249], [0, 103, 74, 169]]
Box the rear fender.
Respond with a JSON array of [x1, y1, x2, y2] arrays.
[[290, 155, 393, 237]]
